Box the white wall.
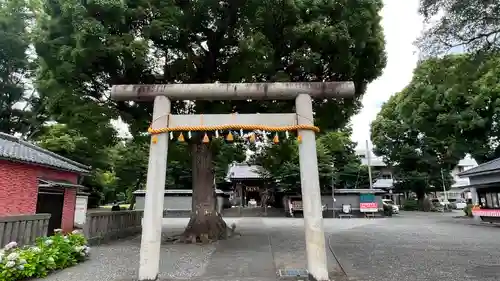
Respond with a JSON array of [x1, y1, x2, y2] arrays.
[[74, 195, 88, 225]]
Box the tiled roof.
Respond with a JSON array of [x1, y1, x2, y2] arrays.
[[458, 157, 500, 177], [226, 163, 264, 180], [0, 132, 90, 174]]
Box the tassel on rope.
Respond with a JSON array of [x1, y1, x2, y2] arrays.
[[178, 132, 185, 142], [297, 135, 302, 143], [273, 133, 279, 144], [152, 135, 158, 144], [249, 133, 256, 143], [202, 133, 210, 143], [226, 131, 234, 142]]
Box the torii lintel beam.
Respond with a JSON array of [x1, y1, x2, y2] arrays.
[[110, 82, 355, 101]]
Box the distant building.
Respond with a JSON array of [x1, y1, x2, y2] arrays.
[[458, 157, 500, 222], [355, 149, 478, 198], [355, 149, 394, 191], [439, 156, 478, 199], [225, 163, 267, 207]]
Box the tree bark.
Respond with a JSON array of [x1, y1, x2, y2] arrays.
[[181, 143, 228, 243]]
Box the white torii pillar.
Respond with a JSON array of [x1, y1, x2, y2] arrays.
[[111, 82, 355, 281]]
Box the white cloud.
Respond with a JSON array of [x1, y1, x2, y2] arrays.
[[350, 0, 424, 149]]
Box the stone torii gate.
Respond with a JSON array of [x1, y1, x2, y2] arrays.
[[111, 82, 355, 281]]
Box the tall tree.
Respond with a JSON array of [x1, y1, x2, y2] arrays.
[[35, 123, 116, 206], [0, 0, 43, 136], [251, 130, 369, 192], [418, 0, 500, 54], [34, 0, 386, 241], [370, 54, 500, 200], [108, 137, 246, 207], [320, 130, 371, 189], [31, 0, 150, 203]]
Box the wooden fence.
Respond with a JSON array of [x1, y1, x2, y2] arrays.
[[0, 211, 143, 248], [84, 210, 143, 245], [0, 214, 51, 248]]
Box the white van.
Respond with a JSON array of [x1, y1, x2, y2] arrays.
[[448, 198, 467, 209]]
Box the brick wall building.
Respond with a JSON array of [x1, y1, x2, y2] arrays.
[[0, 133, 89, 233]]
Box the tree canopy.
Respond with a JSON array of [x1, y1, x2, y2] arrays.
[[33, 0, 386, 129], [0, 0, 45, 136], [251, 130, 371, 193], [0, 0, 389, 211], [371, 54, 500, 197], [418, 0, 500, 55], [23, 0, 387, 206]]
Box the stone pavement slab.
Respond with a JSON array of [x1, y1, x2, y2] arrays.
[[199, 218, 276, 280], [265, 218, 380, 276]]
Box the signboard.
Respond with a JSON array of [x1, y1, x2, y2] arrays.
[[292, 200, 303, 210], [359, 193, 378, 212], [342, 204, 351, 214], [74, 195, 88, 225], [472, 209, 500, 217]]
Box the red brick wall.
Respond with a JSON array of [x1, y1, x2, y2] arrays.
[[36, 167, 79, 184], [0, 160, 80, 232], [0, 160, 38, 215], [62, 188, 77, 232]]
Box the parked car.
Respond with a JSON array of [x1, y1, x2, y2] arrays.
[[430, 198, 455, 212], [448, 198, 467, 209], [431, 198, 450, 206], [382, 199, 399, 214]]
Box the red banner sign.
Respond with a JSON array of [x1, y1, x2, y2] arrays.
[[472, 209, 500, 217], [360, 202, 378, 212]]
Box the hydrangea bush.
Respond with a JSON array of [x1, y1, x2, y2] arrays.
[[0, 229, 90, 281]]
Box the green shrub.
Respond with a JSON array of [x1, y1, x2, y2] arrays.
[[402, 200, 419, 211], [0, 230, 89, 281], [463, 204, 473, 217]]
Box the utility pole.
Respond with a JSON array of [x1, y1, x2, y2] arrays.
[[331, 162, 335, 218], [440, 168, 448, 202], [366, 140, 373, 189]]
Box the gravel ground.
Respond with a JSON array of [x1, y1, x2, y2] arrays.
[[35, 213, 500, 281], [329, 211, 500, 281]]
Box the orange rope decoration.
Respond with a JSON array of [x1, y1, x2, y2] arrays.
[[147, 124, 320, 135]]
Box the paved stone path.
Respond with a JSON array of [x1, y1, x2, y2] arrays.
[[36, 212, 500, 281]]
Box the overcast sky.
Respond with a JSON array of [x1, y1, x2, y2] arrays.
[[350, 0, 423, 149]]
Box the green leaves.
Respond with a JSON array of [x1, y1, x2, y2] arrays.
[[0, 0, 38, 136], [418, 0, 500, 55], [17, 0, 387, 205], [0, 232, 89, 281], [371, 54, 500, 196], [250, 130, 368, 193]]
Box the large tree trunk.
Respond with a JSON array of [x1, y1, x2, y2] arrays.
[[181, 143, 228, 243]]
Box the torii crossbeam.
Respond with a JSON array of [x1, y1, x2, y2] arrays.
[[111, 82, 355, 281]]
